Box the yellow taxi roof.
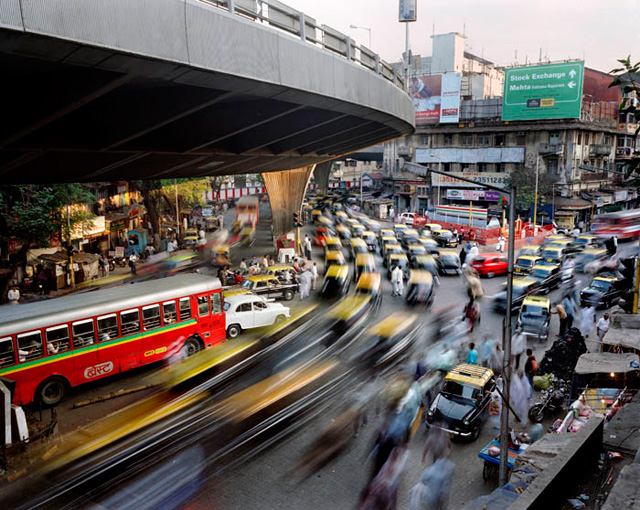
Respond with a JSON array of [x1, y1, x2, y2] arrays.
[[439, 249, 457, 255], [326, 251, 345, 260], [355, 253, 375, 265], [385, 243, 403, 250], [583, 248, 606, 254], [345, 218, 359, 224], [446, 363, 494, 387], [325, 294, 371, 320], [362, 230, 376, 237], [394, 223, 408, 229], [366, 312, 418, 338], [415, 254, 435, 262], [523, 295, 550, 307], [507, 278, 538, 287], [594, 275, 617, 282], [404, 229, 419, 235], [531, 264, 558, 272], [547, 234, 569, 240], [408, 244, 426, 250], [520, 245, 540, 250], [325, 264, 349, 278], [425, 223, 442, 228], [380, 228, 394, 235], [246, 275, 278, 282], [382, 237, 398, 244], [356, 272, 382, 290], [577, 234, 597, 240], [433, 229, 450, 234], [336, 211, 347, 217], [388, 253, 408, 260], [269, 264, 294, 271], [351, 223, 365, 229], [223, 289, 252, 297], [350, 238, 367, 246], [543, 246, 563, 253], [312, 209, 322, 214], [325, 236, 341, 245], [409, 270, 433, 284], [549, 239, 571, 246], [517, 255, 542, 261], [336, 225, 350, 232]]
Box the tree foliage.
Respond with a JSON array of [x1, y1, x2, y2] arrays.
[[0, 184, 95, 247], [505, 164, 553, 214], [610, 56, 640, 181]]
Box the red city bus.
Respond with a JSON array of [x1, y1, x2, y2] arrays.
[[0, 274, 225, 406], [591, 208, 640, 240], [236, 195, 259, 226]]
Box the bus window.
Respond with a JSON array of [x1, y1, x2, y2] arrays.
[[142, 305, 161, 330], [45, 325, 71, 355], [211, 293, 222, 314], [0, 337, 15, 367], [97, 314, 119, 342], [72, 319, 96, 347], [121, 309, 140, 335], [179, 298, 192, 321], [197, 296, 209, 317], [163, 301, 177, 325], [17, 331, 44, 362]]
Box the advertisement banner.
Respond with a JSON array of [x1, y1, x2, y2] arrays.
[[436, 204, 487, 220], [440, 73, 461, 123], [502, 61, 584, 121], [411, 75, 441, 124], [446, 189, 501, 201], [431, 172, 508, 189], [398, 0, 417, 22]]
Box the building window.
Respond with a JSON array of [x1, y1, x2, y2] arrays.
[[421, 135, 430, 146], [442, 163, 451, 172], [494, 133, 505, 146], [443, 134, 453, 146], [516, 132, 526, 146], [550, 132, 560, 145], [478, 163, 489, 172], [497, 163, 506, 173], [477, 134, 491, 147], [577, 132, 582, 145], [547, 159, 559, 177], [461, 134, 473, 146], [604, 135, 613, 146]]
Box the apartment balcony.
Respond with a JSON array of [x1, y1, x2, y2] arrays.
[[589, 144, 613, 156], [538, 142, 564, 155], [580, 171, 609, 182]]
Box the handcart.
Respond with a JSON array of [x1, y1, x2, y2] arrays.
[[478, 439, 528, 481]]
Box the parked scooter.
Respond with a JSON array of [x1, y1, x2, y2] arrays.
[[528, 377, 567, 423], [108, 255, 127, 271]]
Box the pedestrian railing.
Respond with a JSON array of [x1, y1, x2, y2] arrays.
[[196, 0, 405, 90]]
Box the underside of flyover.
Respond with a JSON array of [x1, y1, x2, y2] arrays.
[[0, 29, 412, 184]]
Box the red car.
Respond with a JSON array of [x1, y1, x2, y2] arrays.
[[313, 227, 330, 247], [470, 253, 508, 278]]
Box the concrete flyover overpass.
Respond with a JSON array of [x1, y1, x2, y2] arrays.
[[0, 0, 413, 183]]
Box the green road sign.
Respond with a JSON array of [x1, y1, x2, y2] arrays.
[[502, 61, 584, 121]]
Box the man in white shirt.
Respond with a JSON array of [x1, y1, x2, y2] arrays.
[[7, 286, 20, 304], [310, 262, 319, 290], [596, 313, 611, 347]]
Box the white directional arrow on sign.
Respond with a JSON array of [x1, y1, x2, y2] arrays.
[[568, 81, 576, 89], [569, 69, 577, 78]]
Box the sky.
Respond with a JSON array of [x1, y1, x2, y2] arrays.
[[284, 0, 639, 72]]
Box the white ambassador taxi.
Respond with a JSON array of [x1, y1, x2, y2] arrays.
[[224, 294, 290, 339]]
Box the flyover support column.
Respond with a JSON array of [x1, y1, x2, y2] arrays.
[[262, 165, 315, 240], [313, 161, 332, 195]]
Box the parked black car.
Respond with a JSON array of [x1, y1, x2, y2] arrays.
[[528, 264, 562, 294], [579, 274, 628, 309]]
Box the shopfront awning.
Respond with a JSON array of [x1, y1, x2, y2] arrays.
[[554, 197, 593, 211]]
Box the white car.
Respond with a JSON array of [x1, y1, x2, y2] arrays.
[[224, 294, 290, 338], [398, 212, 416, 225]]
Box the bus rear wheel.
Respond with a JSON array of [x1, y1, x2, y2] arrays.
[[181, 337, 201, 357], [37, 377, 67, 407]]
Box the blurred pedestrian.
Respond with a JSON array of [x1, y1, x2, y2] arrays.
[[304, 235, 312, 260], [512, 326, 526, 370], [466, 342, 478, 365], [463, 299, 479, 333], [240, 258, 248, 272], [409, 456, 455, 510], [128, 252, 137, 275], [597, 313, 611, 347], [524, 348, 537, 389], [459, 245, 467, 267], [262, 254, 269, 268], [7, 285, 20, 305], [311, 262, 318, 290], [391, 265, 401, 296], [359, 447, 408, 510], [299, 270, 312, 300], [487, 343, 503, 377], [511, 370, 533, 428], [562, 294, 577, 330], [233, 271, 243, 284], [467, 243, 479, 264], [552, 301, 568, 337], [580, 304, 596, 339], [496, 235, 506, 253], [421, 421, 452, 464]]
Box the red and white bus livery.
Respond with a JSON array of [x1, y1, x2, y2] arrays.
[[591, 208, 640, 240], [0, 274, 225, 406]]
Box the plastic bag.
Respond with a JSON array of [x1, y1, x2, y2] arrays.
[[534, 373, 551, 390]]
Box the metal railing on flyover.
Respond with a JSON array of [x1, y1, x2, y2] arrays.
[[197, 0, 405, 90]]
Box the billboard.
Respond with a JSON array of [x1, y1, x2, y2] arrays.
[[431, 171, 508, 189], [440, 73, 461, 123], [399, 0, 417, 22], [502, 61, 584, 121], [411, 75, 441, 124], [446, 189, 500, 201]]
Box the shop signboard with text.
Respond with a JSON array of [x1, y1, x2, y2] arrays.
[[446, 189, 500, 201], [502, 61, 584, 121], [431, 171, 508, 188]]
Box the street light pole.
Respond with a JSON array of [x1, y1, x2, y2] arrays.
[[533, 158, 539, 235], [349, 24, 371, 48]]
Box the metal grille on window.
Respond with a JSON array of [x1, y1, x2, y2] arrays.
[[163, 301, 177, 324], [0, 337, 16, 366], [45, 325, 71, 354], [179, 298, 192, 321], [72, 320, 96, 347], [197, 296, 209, 316], [97, 314, 119, 342], [17, 331, 44, 362], [143, 305, 161, 330], [121, 310, 141, 335]]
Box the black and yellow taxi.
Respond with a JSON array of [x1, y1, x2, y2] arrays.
[[324, 293, 372, 340], [320, 264, 350, 299], [381, 237, 400, 258], [421, 223, 442, 235], [386, 253, 409, 280], [517, 296, 551, 342], [436, 249, 462, 276], [493, 278, 541, 313], [324, 236, 343, 258], [528, 264, 562, 293], [348, 237, 369, 261], [514, 255, 542, 275], [541, 234, 571, 247], [357, 312, 420, 369], [399, 228, 420, 249], [426, 363, 496, 441], [311, 209, 323, 224], [336, 225, 352, 242], [394, 223, 410, 237], [518, 245, 541, 258], [383, 243, 404, 266], [354, 252, 376, 282], [265, 264, 297, 283], [406, 270, 435, 307], [570, 234, 599, 251], [406, 243, 427, 263], [540, 245, 567, 266], [574, 247, 608, 272], [412, 254, 439, 277], [418, 236, 440, 254], [326, 250, 347, 268], [362, 230, 378, 252], [580, 273, 627, 309], [432, 229, 459, 248], [355, 272, 382, 307], [379, 228, 395, 242], [240, 275, 298, 301], [350, 223, 366, 238]]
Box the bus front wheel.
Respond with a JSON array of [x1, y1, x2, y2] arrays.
[[181, 337, 201, 357], [37, 377, 67, 407]]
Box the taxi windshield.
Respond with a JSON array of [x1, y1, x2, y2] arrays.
[[591, 279, 611, 291], [442, 380, 479, 400], [518, 258, 535, 267], [241, 280, 253, 289], [521, 304, 546, 316], [441, 254, 459, 264], [531, 268, 550, 278], [542, 249, 561, 259]]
